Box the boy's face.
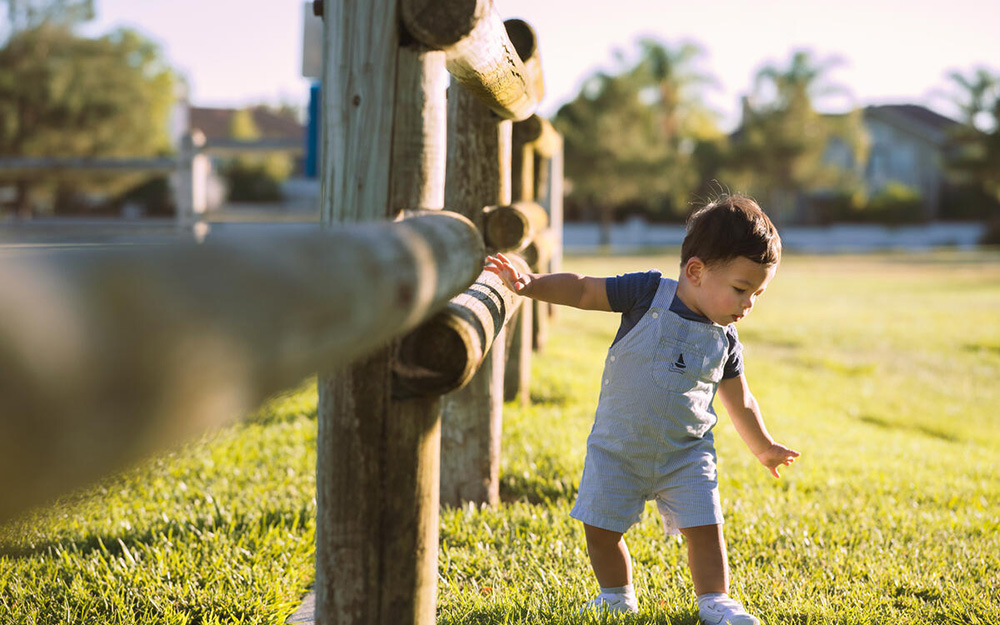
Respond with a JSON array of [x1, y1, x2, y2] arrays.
[[685, 256, 777, 326]]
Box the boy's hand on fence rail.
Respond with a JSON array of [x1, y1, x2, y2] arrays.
[[485, 253, 532, 295]]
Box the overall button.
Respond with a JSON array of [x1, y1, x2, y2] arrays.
[[609, 356, 616, 362], [604, 379, 610, 385], [651, 312, 659, 319]]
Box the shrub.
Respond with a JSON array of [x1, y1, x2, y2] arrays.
[[223, 160, 285, 202], [860, 182, 925, 223]]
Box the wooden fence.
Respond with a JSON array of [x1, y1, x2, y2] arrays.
[[314, 1, 561, 622], [0, 1, 564, 624], [0, 132, 301, 225]]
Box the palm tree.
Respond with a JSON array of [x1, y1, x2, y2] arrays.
[[944, 67, 1000, 220], [730, 49, 859, 223], [554, 38, 721, 236], [945, 67, 1000, 132], [632, 39, 719, 144], [752, 49, 848, 113]]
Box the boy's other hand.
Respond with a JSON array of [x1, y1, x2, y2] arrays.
[[485, 253, 532, 294], [755, 443, 800, 478]]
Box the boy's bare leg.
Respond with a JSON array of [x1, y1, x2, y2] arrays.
[[679, 523, 728, 595], [583, 523, 632, 587]]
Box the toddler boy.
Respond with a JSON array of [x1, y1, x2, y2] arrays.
[[486, 194, 799, 624]]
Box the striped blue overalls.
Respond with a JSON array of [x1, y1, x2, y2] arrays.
[[570, 278, 729, 534]]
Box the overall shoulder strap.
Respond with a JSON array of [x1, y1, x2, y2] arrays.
[[651, 277, 678, 307]]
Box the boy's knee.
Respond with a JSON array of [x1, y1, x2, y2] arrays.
[[679, 523, 724, 545], [584, 523, 624, 546]]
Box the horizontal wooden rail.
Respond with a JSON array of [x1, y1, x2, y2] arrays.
[[503, 19, 544, 106], [0, 156, 179, 174], [0, 211, 483, 523], [522, 227, 554, 270], [482, 201, 549, 252], [0, 140, 300, 176], [201, 137, 304, 154], [401, 0, 539, 121], [393, 258, 527, 397], [512, 114, 561, 158]]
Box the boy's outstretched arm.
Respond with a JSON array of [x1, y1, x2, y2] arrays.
[[485, 253, 611, 311], [718, 374, 800, 478]]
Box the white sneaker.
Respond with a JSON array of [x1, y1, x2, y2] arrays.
[[698, 595, 759, 625], [581, 592, 639, 615]]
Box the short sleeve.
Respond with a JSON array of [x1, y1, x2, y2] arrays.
[[605, 270, 662, 314], [722, 325, 744, 379], [606, 270, 662, 347]]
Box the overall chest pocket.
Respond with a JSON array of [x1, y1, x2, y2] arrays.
[[650, 323, 725, 393]]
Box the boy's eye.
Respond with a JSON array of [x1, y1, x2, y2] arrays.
[[733, 287, 746, 294]]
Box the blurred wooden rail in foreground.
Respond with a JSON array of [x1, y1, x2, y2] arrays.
[[0, 212, 482, 524]]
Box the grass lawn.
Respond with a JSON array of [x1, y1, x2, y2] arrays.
[[3, 249, 999, 624]]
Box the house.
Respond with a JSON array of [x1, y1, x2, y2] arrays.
[[829, 104, 959, 219], [733, 101, 960, 223], [185, 106, 307, 209], [189, 106, 305, 147]]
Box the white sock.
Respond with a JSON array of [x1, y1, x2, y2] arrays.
[[601, 583, 635, 598]]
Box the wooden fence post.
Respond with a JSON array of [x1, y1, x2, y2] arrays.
[[505, 117, 541, 403], [440, 78, 512, 507], [173, 130, 204, 231], [314, 1, 449, 623]]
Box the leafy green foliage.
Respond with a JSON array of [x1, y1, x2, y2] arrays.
[[944, 67, 1000, 211], [726, 50, 867, 224], [554, 39, 720, 223], [0, 23, 175, 215], [1, 0, 94, 42]]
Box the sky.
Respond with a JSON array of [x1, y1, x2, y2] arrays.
[[81, 0, 998, 131]]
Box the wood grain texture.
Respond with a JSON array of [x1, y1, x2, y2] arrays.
[[482, 201, 549, 252], [441, 73, 513, 508], [316, 4, 458, 622], [390, 45, 448, 212], [403, 0, 537, 120], [394, 267, 523, 398], [320, 0, 398, 224]]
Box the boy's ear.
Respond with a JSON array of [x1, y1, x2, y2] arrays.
[[684, 257, 706, 286]]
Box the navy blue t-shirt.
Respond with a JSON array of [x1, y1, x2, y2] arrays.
[[605, 270, 744, 379]]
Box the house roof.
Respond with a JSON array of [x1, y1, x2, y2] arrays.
[[189, 106, 303, 141], [863, 104, 958, 146], [864, 104, 957, 131], [729, 103, 960, 146]]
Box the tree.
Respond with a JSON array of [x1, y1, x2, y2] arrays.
[[553, 39, 719, 236], [944, 67, 1000, 203], [0, 23, 175, 215], [726, 49, 865, 223], [1, 0, 94, 43]]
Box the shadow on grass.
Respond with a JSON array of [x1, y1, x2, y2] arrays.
[[0, 505, 312, 561], [856, 413, 961, 443], [441, 605, 829, 625], [529, 390, 570, 406], [439, 606, 700, 625], [964, 342, 1000, 357], [500, 474, 577, 506]]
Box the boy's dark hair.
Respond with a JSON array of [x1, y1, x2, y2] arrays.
[[680, 194, 782, 267]]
